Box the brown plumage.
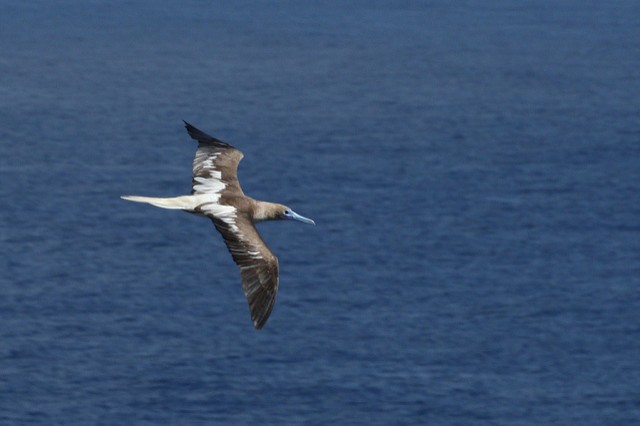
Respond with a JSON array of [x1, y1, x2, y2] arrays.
[[121, 122, 315, 329]]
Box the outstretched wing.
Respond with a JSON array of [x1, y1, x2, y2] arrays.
[[183, 121, 244, 196], [212, 215, 280, 330]]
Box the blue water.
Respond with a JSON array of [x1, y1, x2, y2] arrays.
[[1, 1, 639, 423]]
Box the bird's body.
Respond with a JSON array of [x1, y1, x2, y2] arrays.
[[122, 122, 314, 329]]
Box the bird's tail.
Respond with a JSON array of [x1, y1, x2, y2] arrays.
[[120, 195, 194, 210]]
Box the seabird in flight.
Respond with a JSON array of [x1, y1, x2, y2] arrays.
[[122, 121, 315, 329]]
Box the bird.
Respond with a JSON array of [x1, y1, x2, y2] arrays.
[[121, 121, 315, 329]]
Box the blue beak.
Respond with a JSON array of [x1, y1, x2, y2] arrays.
[[289, 210, 315, 225]]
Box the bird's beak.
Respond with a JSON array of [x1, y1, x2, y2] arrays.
[[289, 210, 315, 225]]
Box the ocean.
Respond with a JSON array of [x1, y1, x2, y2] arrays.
[[1, 0, 639, 423]]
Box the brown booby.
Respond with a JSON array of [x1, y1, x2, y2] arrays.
[[121, 121, 315, 329]]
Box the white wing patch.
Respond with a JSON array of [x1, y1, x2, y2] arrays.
[[193, 176, 225, 196], [201, 155, 218, 170], [212, 207, 241, 234], [197, 200, 238, 233], [193, 152, 225, 196], [192, 150, 239, 229], [190, 138, 256, 255]]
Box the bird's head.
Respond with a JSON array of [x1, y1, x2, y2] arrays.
[[276, 204, 315, 225]]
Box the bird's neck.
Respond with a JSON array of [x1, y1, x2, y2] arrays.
[[252, 201, 283, 222]]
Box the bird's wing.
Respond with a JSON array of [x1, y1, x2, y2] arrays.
[[184, 121, 244, 196], [211, 215, 279, 329]]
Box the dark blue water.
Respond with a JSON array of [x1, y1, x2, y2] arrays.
[[1, 1, 639, 423]]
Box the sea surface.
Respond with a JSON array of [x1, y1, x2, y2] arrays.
[[1, 1, 639, 424]]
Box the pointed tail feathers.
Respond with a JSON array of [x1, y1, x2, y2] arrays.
[[121, 195, 193, 210]]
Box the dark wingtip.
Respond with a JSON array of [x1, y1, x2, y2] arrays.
[[182, 120, 205, 139], [251, 301, 274, 330], [253, 315, 269, 330], [182, 120, 230, 147]]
